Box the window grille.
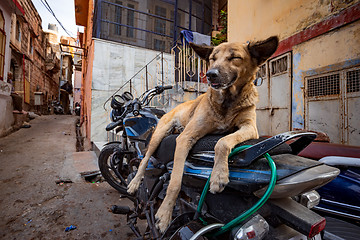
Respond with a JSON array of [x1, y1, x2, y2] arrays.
[[126, 4, 135, 38], [271, 55, 287, 75], [114, 1, 122, 35], [256, 64, 267, 79], [346, 69, 360, 93], [307, 73, 340, 97]]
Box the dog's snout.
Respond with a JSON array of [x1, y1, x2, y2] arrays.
[[206, 69, 219, 80]]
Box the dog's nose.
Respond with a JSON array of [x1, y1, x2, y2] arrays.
[[206, 69, 219, 80]]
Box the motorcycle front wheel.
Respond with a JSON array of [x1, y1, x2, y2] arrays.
[[98, 143, 133, 195]]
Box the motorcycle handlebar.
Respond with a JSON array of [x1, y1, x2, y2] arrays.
[[133, 102, 140, 116], [163, 85, 173, 90], [106, 120, 122, 131]]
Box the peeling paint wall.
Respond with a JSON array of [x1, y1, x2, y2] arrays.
[[228, 0, 360, 144], [292, 21, 360, 129], [228, 0, 359, 43]]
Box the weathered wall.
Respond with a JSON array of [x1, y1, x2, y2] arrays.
[[90, 38, 174, 142], [292, 21, 360, 129], [73, 70, 82, 104], [0, 2, 15, 136], [0, 83, 14, 137], [228, 0, 360, 142], [0, 2, 12, 82], [228, 0, 359, 43], [80, 0, 94, 142]]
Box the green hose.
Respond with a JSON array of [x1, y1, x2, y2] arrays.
[[195, 145, 277, 237]]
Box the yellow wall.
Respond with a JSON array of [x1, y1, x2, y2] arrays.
[[228, 0, 359, 42]]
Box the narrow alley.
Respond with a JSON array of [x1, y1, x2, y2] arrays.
[[0, 115, 136, 239]]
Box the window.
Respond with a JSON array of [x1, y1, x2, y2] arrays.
[[0, 11, 5, 80], [126, 4, 134, 38], [29, 37, 33, 55], [271, 55, 288, 75], [346, 69, 360, 93], [16, 20, 21, 42], [155, 6, 166, 35], [154, 39, 165, 52], [115, 1, 122, 35], [307, 74, 340, 97], [256, 64, 267, 79]]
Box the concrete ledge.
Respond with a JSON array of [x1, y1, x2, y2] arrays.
[[72, 151, 99, 174], [93, 141, 107, 157]]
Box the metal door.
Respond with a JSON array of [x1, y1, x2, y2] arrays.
[[256, 53, 292, 136], [305, 67, 360, 145], [345, 68, 360, 145]]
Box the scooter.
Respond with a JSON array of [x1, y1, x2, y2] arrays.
[[98, 86, 340, 239], [74, 102, 81, 116]]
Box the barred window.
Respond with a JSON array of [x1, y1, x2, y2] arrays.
[[307, 74, 340, 97], [271, 55, 287, 75], [126, 4, 135, 38], [256, 64, 267, 79], [346, 69, 360, 93]]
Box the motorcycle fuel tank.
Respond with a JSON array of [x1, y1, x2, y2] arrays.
[[123, 110, 158, 142]]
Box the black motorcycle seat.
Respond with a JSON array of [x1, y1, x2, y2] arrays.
[[152, 134, 292, 166], [147, 107, 166, 119]]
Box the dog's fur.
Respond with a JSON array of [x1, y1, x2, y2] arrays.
[[127, 36, 279, 232]]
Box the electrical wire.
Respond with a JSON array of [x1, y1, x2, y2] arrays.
[[38, 0, 77, 41]]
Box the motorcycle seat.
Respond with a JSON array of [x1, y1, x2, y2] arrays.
[[152, 134, 325, 195], [152, 134, 292, 166]]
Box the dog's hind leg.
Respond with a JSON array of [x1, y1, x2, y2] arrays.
[[155, 121, 209, 232], [127, 114, 175, 194]]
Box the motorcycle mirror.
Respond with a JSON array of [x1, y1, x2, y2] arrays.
[[254, 77, 263, 86], [122, 91, 133, 101]]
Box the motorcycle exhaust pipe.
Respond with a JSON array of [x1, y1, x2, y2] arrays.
[[110, 205, 132, 215]]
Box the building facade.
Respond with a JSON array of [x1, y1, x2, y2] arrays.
[[9, 0, 60, 114], [228, 0, 360, 145], [75, 0, 219, 142], [0, 0, 24, 136]]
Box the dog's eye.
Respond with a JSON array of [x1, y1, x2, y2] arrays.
[[209, 57, 215, 61], [229, 56, 243, 61]]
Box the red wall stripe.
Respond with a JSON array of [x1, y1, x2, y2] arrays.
[[273, 2, 360, 57]]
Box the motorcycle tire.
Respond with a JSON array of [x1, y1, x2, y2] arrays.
[[98, 143, 131, 195]]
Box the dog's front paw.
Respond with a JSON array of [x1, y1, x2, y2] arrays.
[[127, 177, 141, 194], [209, 167, 229, 194], [155, 205, 172, 233]]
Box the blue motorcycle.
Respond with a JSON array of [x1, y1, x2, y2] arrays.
[[98, 86, 340, 239]]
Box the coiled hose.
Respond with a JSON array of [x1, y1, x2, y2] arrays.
[[195, 145, 277, 237]]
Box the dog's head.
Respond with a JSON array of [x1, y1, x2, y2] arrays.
[[190, 36, 279, 90]]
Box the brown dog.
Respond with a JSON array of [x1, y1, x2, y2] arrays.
[[127, 36, 279, 232]]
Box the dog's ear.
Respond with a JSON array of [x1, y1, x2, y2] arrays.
[[189, 42, 214, 61], [248, 36, 279, 65]]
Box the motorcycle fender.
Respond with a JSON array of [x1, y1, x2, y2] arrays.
[[269, 198, 325, 238], [104, 141, 122, 146]]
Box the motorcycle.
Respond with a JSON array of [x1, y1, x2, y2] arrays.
[[74, 102, 81, 116], [49, 100, 64, 114], [98, 86, 340, 239]]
